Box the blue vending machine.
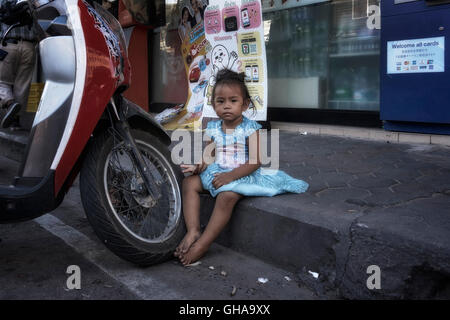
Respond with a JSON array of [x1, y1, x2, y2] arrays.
[[381, 0, 450, 134]]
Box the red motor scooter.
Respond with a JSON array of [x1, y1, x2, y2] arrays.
[[0, 0, 185, 266]]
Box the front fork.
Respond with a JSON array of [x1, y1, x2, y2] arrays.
[[109, 95, 162, 201]]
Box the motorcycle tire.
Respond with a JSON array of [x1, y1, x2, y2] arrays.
[[80, 129, 185, 266]]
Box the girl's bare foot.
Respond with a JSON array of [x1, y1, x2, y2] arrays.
[[174, 231, 201, 257], [180, 241, 209, 266]]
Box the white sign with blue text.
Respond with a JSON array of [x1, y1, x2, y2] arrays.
[[387, 36, 445, 74]]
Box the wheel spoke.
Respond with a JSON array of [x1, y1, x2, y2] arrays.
[[104, 136, 180, 243], [115, 202, 145, 216]]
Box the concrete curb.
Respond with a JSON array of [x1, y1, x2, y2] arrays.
[[199, 192, 450, 299], [195, 131, 450, 299], [271, 122, 450, 147], [199, 194, 348, 297]]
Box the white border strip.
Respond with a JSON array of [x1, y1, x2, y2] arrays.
[[51, 0, 87, 170]]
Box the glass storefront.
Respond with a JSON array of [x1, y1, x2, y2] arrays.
[[264, 0, 380, 111], [149, 0, 381, 120], [149, 1, 188, 109]]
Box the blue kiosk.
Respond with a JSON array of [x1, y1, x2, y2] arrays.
[[381, 0, 450, 134]]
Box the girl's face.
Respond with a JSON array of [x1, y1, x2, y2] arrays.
[[213, 83, 249, 123], [191, 0, 198, 12], [182, 9, 189, 23]]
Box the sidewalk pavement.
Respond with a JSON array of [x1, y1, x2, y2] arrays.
[[187, 130, 450, 299], [1, 124, 449, 299]]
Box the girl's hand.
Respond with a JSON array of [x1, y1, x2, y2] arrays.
[[181, 164, 200, 175], [212, 172, 234, 189]]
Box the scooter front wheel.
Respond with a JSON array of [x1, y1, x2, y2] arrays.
[[80, 129, 184, 266]]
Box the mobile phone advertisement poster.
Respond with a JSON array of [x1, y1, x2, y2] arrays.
[[162, 0, 210, 131], [162, 0, 267, 131], [202, 0, 267, 121]]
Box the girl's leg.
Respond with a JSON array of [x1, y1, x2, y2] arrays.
[[174, 175, 204, 257], [180, 191, 242, 265]]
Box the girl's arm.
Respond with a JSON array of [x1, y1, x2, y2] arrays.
[[212, 130, 261, 189]]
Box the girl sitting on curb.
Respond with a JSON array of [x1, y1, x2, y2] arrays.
[[174, 69, 308, 265]]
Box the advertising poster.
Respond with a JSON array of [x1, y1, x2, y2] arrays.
[[163, 0, 211, 131], [387, 36, 445, 74], [163, 0, 267, 130], [202, 0, 267, 121]]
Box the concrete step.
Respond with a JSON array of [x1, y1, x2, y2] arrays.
[[193, 131, 450, 299], [199, 191, 450, 299]]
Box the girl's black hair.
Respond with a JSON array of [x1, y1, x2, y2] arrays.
[[182, 6, 190, 16], [212, 69, 255, 112]]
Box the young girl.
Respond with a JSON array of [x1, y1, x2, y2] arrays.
[[178, 6, 192, 42], [175, 69, 308, 265]]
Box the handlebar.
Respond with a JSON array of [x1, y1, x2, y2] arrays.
[[0, 0, 36, 45], [1, 22, 20, 46]]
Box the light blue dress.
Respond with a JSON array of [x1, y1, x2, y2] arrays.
[[199, 116, 309, 197]]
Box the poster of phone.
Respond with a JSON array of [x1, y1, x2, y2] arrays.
[[202, 0, 267, 121], [162, 0, 267, 130]]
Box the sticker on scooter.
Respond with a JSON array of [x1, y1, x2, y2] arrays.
[[83, 0, 122, 77]]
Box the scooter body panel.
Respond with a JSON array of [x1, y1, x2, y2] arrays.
[[0, 1, 184, 266], [0, 0, 133, 220], [20, 36, 75, 178], [51, 0, 131, 195]]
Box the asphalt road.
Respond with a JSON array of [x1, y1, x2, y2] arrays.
[[0, 155, 319, 301]]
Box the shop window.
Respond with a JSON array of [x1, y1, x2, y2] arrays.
[[149, 1, 190, 110], [264, 0, 381, 111], [149, 0, 381, 114]]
